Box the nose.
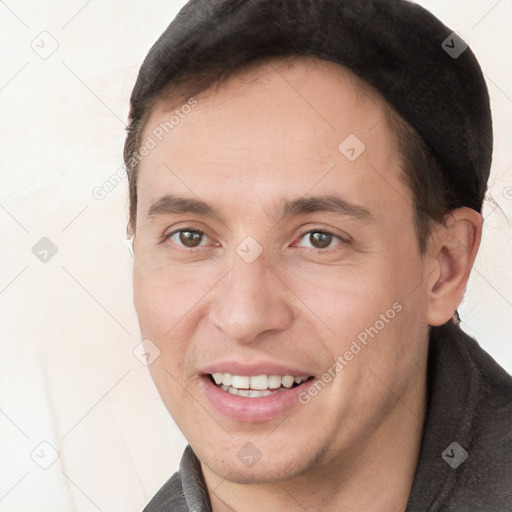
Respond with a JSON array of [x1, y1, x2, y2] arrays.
[[209, 256, 294, 344]]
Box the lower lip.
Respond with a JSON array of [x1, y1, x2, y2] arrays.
[[200, 376, 315, 422]]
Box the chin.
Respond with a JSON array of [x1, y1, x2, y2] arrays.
[[191, 434, 326, 485]]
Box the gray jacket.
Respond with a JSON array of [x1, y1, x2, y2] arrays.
[[142, 322, 512, 511]]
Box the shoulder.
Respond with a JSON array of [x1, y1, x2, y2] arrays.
[[454, 325, 512, 508], [441, 322, 512, 430], [141, 445, 212, 512], [141, 472, 188, 512], [428, 323, 512, 511]]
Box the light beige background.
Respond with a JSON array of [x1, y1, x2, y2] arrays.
[[0, 1, 510, 511]]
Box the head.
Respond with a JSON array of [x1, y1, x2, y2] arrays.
[[124, 0, 491, 487]]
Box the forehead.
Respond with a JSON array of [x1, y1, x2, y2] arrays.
[[136, 57, 411, 225]]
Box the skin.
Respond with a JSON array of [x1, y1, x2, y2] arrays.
[[132, 57, 482, 511]]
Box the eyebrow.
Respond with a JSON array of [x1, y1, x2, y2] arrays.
[[273, 195, 371, 222], [147, 195, 215, 218], [146, 193, 371, 223]]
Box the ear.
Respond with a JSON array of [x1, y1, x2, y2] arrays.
[[426, 207, 483, 326]]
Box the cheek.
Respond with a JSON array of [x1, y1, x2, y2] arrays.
[[285, 255, 415, 330], [133, 273, 201, 418], [133, 269, 216, 387], [287, 251, 427, 379], [133, 269, 206, 335]]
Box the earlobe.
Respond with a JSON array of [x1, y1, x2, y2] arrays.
[[426, 208, 483, 326]]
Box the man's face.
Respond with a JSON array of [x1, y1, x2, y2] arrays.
[[133, 58, 432, 483]]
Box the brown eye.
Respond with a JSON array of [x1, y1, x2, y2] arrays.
[[295, 230, 344, 251], [179, 230, 203, 247], [309, 231, 332, 249], [165, 229, 206, 248]]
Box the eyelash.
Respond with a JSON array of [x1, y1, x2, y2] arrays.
[[293, 228, 346, 252], [161, 228, 347, 253]]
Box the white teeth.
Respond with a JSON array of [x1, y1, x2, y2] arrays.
[[249, 389, 272, 397], [250, 375, 268, 390], [211, 372, 310, 393], [231, 375, 250, 389], [268, 375, 283, 389], [282, 375, 295, 388]]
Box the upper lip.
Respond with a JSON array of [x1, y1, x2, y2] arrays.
[[200, 361, 315, 378]]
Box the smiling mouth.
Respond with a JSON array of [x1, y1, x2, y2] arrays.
[[208, 373, 314, 398]]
